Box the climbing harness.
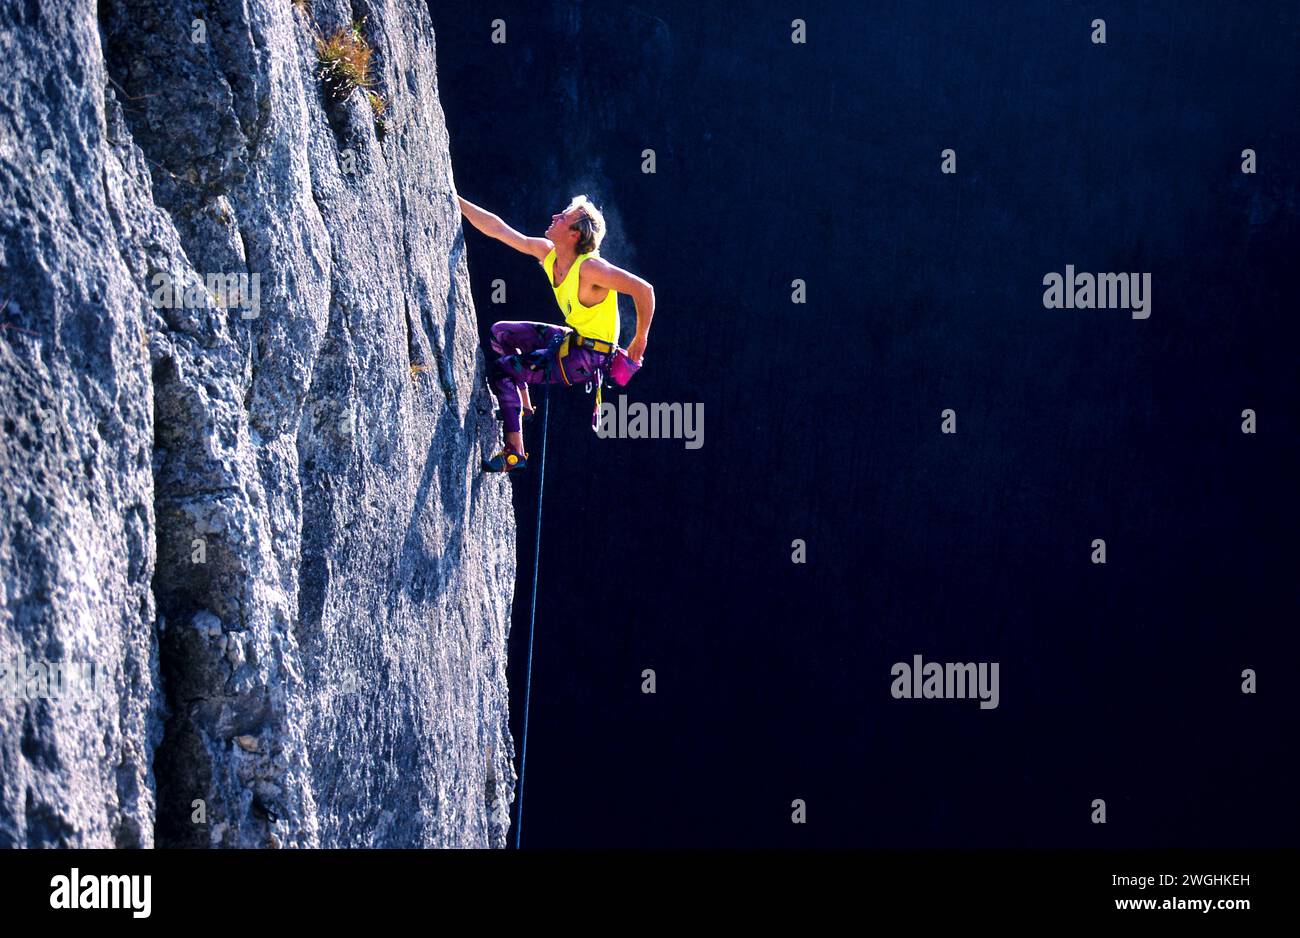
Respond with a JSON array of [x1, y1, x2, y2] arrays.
[[515, 386, 550, 848], [554, 330, 620, 432]]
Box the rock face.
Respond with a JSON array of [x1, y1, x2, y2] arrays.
[[0, 0, 516, 847]]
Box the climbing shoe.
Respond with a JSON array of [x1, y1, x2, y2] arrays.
[[482, 447, 528, 472], [493, 407, 536, 426]]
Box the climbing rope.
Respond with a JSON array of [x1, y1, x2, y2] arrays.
[[514, 386, 549, 849]]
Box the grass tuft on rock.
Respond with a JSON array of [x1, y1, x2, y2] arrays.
[[316, 21, 375, 99]]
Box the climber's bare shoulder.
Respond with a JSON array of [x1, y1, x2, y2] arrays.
[[521, 237, 554, 261], [581, 256, 652, 295], [505, 234, 550, 262]]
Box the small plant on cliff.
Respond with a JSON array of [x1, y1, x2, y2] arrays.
[[316, 21, 375, 100], [369, 90, 389, 139], [291, 0, 311, 14]]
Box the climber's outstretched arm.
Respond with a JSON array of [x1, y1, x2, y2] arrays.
[[584, 257, 655, 363], [456, 196, 553, 261]]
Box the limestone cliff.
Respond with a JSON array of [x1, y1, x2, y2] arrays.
[[0, 0, 515, 847]]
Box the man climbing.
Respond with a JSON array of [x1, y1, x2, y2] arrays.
[[456, 194, 655, 471]]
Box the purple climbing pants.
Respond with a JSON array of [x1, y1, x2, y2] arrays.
[[489, 321, 611, 433]]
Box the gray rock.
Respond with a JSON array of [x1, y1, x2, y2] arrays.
[[1, 0, 516, 848]]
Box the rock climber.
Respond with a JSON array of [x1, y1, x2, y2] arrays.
[[456, 194, 654, 471]]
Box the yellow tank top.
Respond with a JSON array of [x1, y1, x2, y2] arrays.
[[541, 247, 620, 345]]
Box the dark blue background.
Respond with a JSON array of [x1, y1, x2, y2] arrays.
[[429, 0, 1299, 846]]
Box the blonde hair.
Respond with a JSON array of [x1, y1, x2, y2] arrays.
[[565, 194, 606, 254]]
